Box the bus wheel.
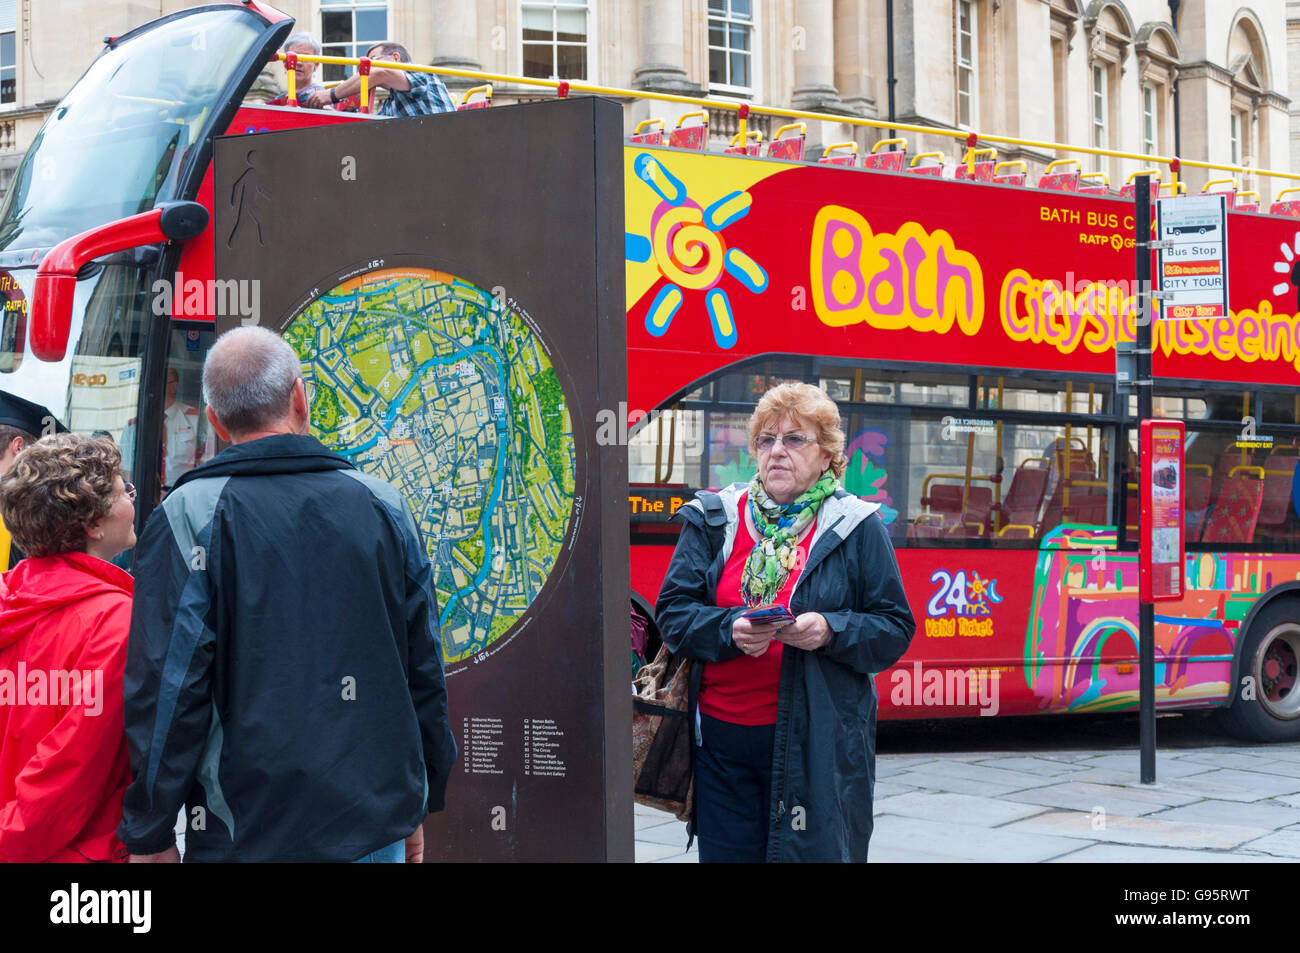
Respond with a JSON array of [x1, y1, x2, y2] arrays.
[[1217, 601, 1300, 742]]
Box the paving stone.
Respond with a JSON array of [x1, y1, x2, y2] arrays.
[[920, 759, 1063, 789], [887, 768, 1026, 798], [1002, 811, 1269, 850], [876, 758, 939, 778], [868, 815, 1091, 862], [1274, 793, 1300, 808], [1237, 830, 1300, 858], [1064, 767, 1196, 787], [651, 850, 700, 863], [970, 757, 1091, 777], [635, 840, 686, 862], [1003, 781, 1198, 817], [1174, 751, 1300, 777], [635, 820, 693, 847], [1072, 753, 1216, 778], [634, 812, 679, 831], [1047, 843, 1287, 863], [1164, 769, 1300, 801], [1147, 799, 1300, 830], [873, 791, 1050, 827], [873, 781, 921, 799]]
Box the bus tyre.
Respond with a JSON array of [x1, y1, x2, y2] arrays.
[[1217, 600, 1300, 742]]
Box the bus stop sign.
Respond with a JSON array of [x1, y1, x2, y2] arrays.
[[1140, 419, 1186, 603]]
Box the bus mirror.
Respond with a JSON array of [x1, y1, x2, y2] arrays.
[[30, 207, 173, 362], [158, 201, 209, 242]]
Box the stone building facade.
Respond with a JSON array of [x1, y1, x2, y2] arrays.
[[0, 1, 1292, 199]]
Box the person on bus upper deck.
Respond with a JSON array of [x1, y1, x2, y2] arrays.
[[0, 434, 136, 862], [118, 327, 457, 863], [305, 42, 454, 117], [267, 33, 326, 108], [654, 382, 916, 862], [0, 390, 67, 571]]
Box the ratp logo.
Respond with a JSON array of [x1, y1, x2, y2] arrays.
[[626, 153, 769, 349]]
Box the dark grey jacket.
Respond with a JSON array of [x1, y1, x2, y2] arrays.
[[655, 484, 916, 862], [118, 434, 458, 862]]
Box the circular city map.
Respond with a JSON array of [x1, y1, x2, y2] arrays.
[[284, 267, 577, 670]]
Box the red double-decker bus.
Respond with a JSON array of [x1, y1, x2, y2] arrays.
[[2, 1, 1298, 743], [623, 144, 1300, 742]]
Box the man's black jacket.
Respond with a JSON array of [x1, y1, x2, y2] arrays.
[[118, 434, 458, 861]]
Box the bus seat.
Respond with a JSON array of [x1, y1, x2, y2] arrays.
[[992, 161, 1026, 186], [955, 147, 996, 183], [863, 138, 907, 172], [819, 142, 859, 167], [767, 123, 806, 161], [1270, 189, 1300, 217], [667, 112, 709, 151], [1257, 454, 1300, 527], [960, 486, 994, 535], [994, 459, 1050, 529], [1201, 468, 1265, 544], [1038, 160, 1081, 192], [1201, 179, 1238, 209], [1185, 468, 1213, 541], [725, 130, 762, 156], [1234, 191, 1260, 213], [1078, 172, 1109, 196], [907, 152, 945, 177], [1119, 171, 1161, 200], [457, 85, 492, 110], [630, 117, 664, 146]]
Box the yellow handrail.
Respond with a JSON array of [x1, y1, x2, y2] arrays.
[[1276, 188, 1300, 201], [773, 122, 806, 141], [728, 129, 762, 146], [962, 146, 997, 176], [1044, 159, 1080, 174], [1202, 178, 1238, 193], [910, 151, 945, 168], [675, 110, 708, 130], [633, 117, 663, 135], [1080, 171, 1109, 187], [872, 137, 907, 153], [822, 142, 858, 158], [459, 84, 492, 107], [993, 160, 1026, 176], [1126, 168, 1161, 183], [269, 52, 1300, 187]]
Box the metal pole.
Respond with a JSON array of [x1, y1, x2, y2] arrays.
[[886, 0, 897, 140], [1169, 0, 1181, 158], [1135, 174, 1157, 784]]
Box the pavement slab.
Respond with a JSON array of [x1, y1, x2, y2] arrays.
[[635, 840, 687, 863], [969, 757, 1092, 777], [873, 781, 922, 798], [868, 815, 1090, 862], [873, 791, 1050, 827], [1162, 768, 1300, 801], [1236, 830, 1300, 858], [1047, 843, 1288, 862], [1002, 810, 1270, 850], [1174, 751, 1300, 777], [1003, 781, 1200, 817], [1071, 753, 1217, 778], [635, 820, 693, 847], [1147, 799, 1300, 830]]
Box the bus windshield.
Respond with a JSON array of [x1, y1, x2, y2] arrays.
[[0, 7, 265, 254]]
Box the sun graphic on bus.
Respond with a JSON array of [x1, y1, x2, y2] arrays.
[[1271, 231, 1300, 311], [625, 152, 769, 349]]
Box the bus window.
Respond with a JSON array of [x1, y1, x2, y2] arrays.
[[980, 374, 1114, 416]]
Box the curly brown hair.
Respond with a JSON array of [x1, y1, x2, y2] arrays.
[[0, 433, 122, 557], [748, 382, 848, 479]]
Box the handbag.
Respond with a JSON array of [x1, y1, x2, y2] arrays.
[[631, 643, 694, 820]]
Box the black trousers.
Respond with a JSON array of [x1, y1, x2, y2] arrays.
[[695, 711, 776, 863]]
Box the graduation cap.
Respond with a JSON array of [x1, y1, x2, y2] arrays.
[[0, 389, 68, 437]]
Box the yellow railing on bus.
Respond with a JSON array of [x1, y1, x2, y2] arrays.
[[271, 52, 1300, 190]]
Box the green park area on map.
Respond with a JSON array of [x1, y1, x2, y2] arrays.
[[285, 271, 576, 664]]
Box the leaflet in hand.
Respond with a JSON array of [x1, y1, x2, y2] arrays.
[[741, 604, 796, 629]]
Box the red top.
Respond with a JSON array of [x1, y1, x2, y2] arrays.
[[701, 493, 815, 726], [0, 552, 133, 862]]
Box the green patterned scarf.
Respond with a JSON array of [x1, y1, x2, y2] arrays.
[[740, 470, 838, 607]]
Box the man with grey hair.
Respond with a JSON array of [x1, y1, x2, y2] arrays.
[[119, 326, 457, 863], [269, 32, 327, 108]]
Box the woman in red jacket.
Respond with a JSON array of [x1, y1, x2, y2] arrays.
[[0, 433, 136, 862]]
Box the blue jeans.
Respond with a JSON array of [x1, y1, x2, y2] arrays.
[[694, 712, 776, 863], [353, 839, 405, 863]]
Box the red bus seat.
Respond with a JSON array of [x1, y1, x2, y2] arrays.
[[818, 143, 859, 167], [1202, 180, 1238, 209], [907, 152, 945, 177], [862, 138, 906, 172], [992, 161, 1026, 186], [1039, 160, 1081, 192], [724, 130, 762, 156], [1078, 172, 1109, 196], [1258, 454, 1300, 528], [955, 148, 996, 183], [1270, 189, 1300, 217], [457, 85, 492, 110], [993, 459, 1050, 531], [1202, 469, 1265, 544], [766, 123, 806, 161], [667, 112, 709, 151], [1185, 467, 1213, 541], [629, 117, 664, 146], [1235, 191, 1260, 213]]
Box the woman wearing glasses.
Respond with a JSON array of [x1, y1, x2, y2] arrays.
[[656, 383, 915, 862], [0, 434, 136, 862]]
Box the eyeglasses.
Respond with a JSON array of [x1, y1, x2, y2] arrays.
[[756, 433, 815, 452], [123, 482, 136, 503]]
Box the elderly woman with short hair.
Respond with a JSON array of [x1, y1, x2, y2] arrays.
[[0, 434, 136, 862], [655, 382, 915, 862]]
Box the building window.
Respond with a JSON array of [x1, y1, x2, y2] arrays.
[[956, 0, 974, 127], [321, 2, 388, 82], [523, 1, 589, 81], [708, 0, 753, 92], [0, 0, 14, 106], [1092, 64, 1107, 151], [1142, 85, 1156, 155], [1230, 110, 1242, 164]]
